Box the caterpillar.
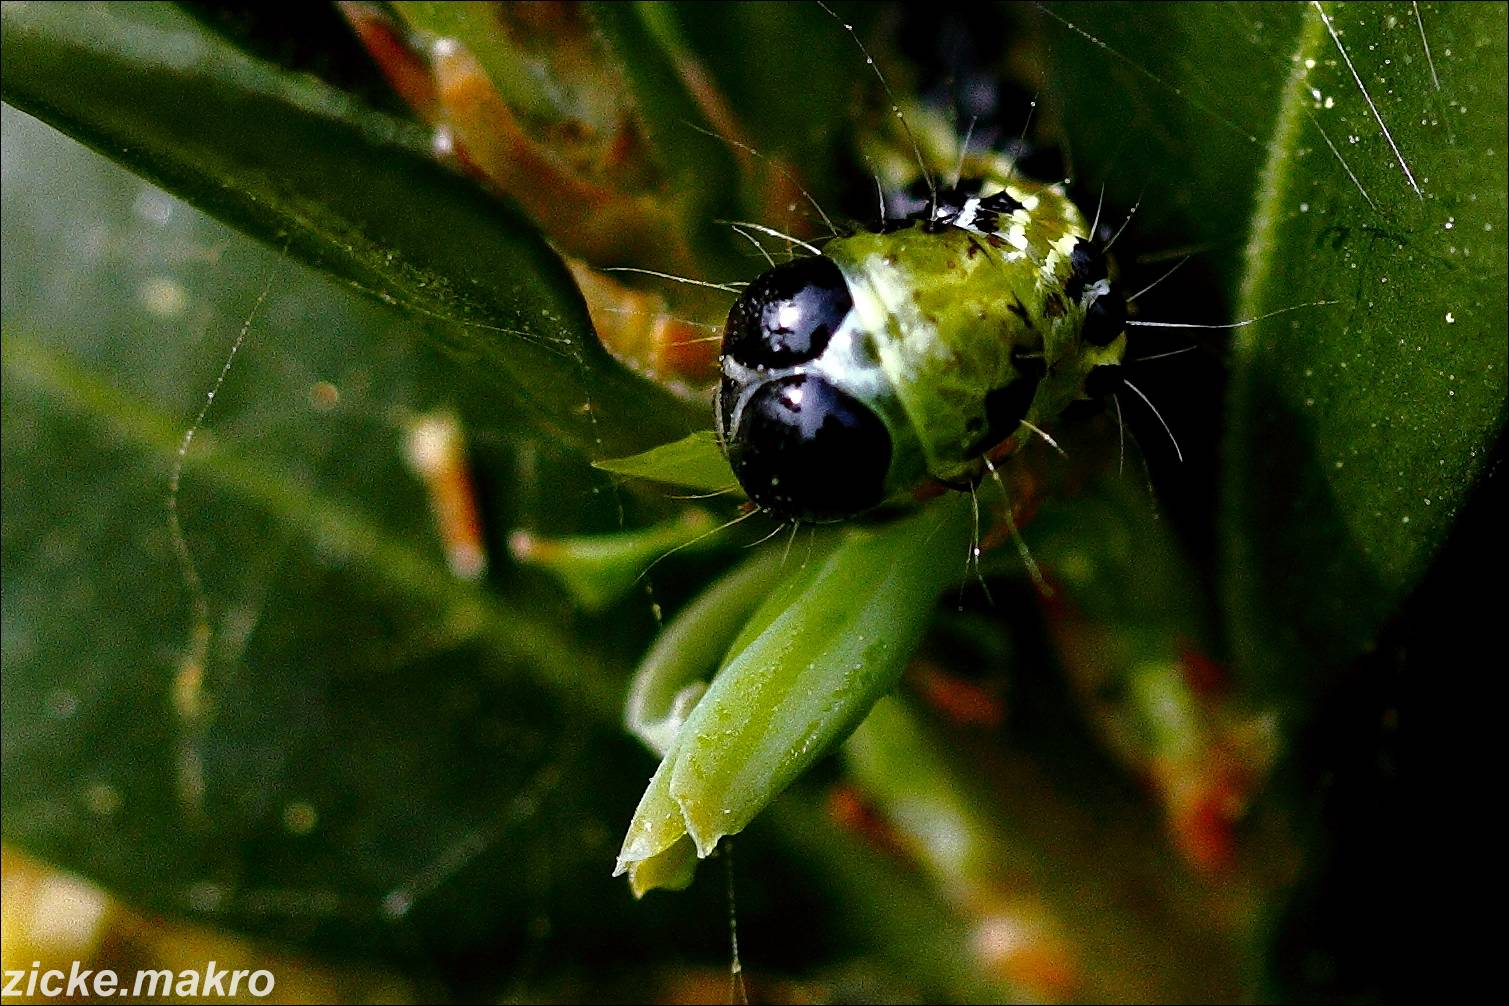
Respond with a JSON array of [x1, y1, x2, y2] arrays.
[[712, 4, 1138, 528], [715, 162, 1127, 523]]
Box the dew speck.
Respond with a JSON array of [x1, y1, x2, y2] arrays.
[[132, 188, 174, 226], [282, 800, 319, 835], [186, 881, 225, 912], [140, 276, 188, 318], [46, 688, 79, 719], [308, 380, 341, 411], [84, 782, 121, 817]]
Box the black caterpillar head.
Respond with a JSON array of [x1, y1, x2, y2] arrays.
[[718, 373, 892, 524], [721, 256, 852, 368], [717, 258, 891, 522]]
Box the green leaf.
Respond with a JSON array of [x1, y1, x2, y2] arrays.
[[0, 107, 662, 966], [616, 497, 971, 895], [508, 509, 722, 611], [593, 430, 741, 495], [667, 0, 880, 221], [1039, 1, 1506, 700], [1222, 0, 1507, 700], [0, 0, 697, 458], [1038, 1, 1308, 279], [623, 549, 801, 756], [1, 330, 643, 946]]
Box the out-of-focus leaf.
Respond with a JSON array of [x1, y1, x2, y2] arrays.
[[1221, 0, 1507, 701], [0, 0, 696, 458], [0, 103, 797, 977], [761, 794, 1013, 1004], [178, 0, 405, 110], [585, 1, 743, 268], [844, 699, 1167, 1002], [385, 1, 742, 284], [1036, 1, 1307, 280], [616, 497, 971, 895], [0, 329, 652, 942], [1022, 462, 1279, 872], [594, 430, 740, 495], [667, 1, 878, 228], [0, 105, 660, 969]]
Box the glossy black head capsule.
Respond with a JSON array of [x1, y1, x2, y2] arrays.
[[722, 256, 853, 368], [723, 374, 892, 523]]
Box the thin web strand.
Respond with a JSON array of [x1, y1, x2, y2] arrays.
[[167, 267, 278, 702], [1413, 1, 1442, 91], [984, 456, 1048, 594], [681, 118, 839, 237], [725, 843, 749, 1005]]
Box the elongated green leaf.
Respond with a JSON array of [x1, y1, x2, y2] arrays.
[[509, 509, 722, 611], [0, 107, 667, 966], [0, 329, 658, 953], [616, 497, 972, 894], [623, 549, 801, 756], [593, 429, 740, 494], [1223, 0, 1507, 699], [0, 0, 697, 457]]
